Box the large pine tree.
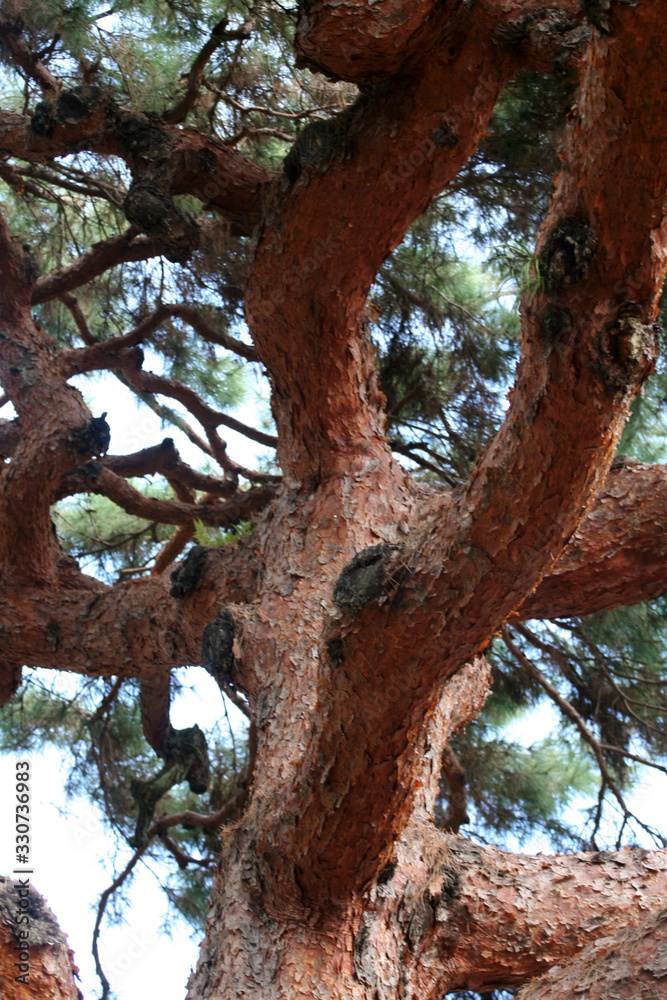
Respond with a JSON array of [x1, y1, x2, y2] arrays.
[[2, 1, 667, 997]]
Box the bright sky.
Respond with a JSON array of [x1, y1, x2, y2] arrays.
[[0, 668, 243, 1000]]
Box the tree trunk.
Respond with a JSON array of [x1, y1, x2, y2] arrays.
[[184, 2, 667, 995]]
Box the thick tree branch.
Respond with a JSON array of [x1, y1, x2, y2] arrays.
[[151, 523, 195, 574], [254, 2, 667, 898], [0, 218, 105, 582], [31, 230, 163, 304], [383, 833, 667, 997], [60, 305, 173, 367], [295, 0, 584, 82], [247, 1, 521, 483], [516, 906, 667, 999], [520, 462, 667, 620], [0, 94, 270, 235], [139, 675, 173, 756], [0, 416, 20, 459], [0, 534, 260, 679]]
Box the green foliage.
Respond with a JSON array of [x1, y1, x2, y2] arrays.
[[0, 667, 246, 930], [192, 516, 252, 546], [53, 481, 176, 580], [153, 322, 248, 411], [4, 0, 95, 59], [372, 210, 520, 484], [452, 69, 578, 243], [488, 239, 544, 302], [450, 727, 596, 850]]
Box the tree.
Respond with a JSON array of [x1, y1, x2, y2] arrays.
[[2, 0, 667, 997]]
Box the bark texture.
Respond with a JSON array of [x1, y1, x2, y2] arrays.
[[0, 878, 81, 1000], [1, 0, 667, 997]]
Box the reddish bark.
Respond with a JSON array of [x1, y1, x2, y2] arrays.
[[387, 831, 667, 996], [516, 907, 667, 1000], [0, 100, 269, 235], [2, 460, 665, 686], [0, 878, 81, 1000], [0, 222, 97, 583], [0, 538, 258, 686], [1, 0, 667, 997], [518, 461, 667, 619], [235, 0, 667, 911]]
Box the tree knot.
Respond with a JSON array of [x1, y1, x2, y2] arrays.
[[201, 608, 236, 685], [68, 413, 110, 457], [333, 542, 405, 615], [170, 545, 209, 598], [539, 218, 598, 294]]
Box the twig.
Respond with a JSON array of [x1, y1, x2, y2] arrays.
[[502, 628, 666, 849], [161, 304, 258, 362], [391, 441, 457, 483], [598, 743, 667, 777], [93, 842, 150, 999]]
